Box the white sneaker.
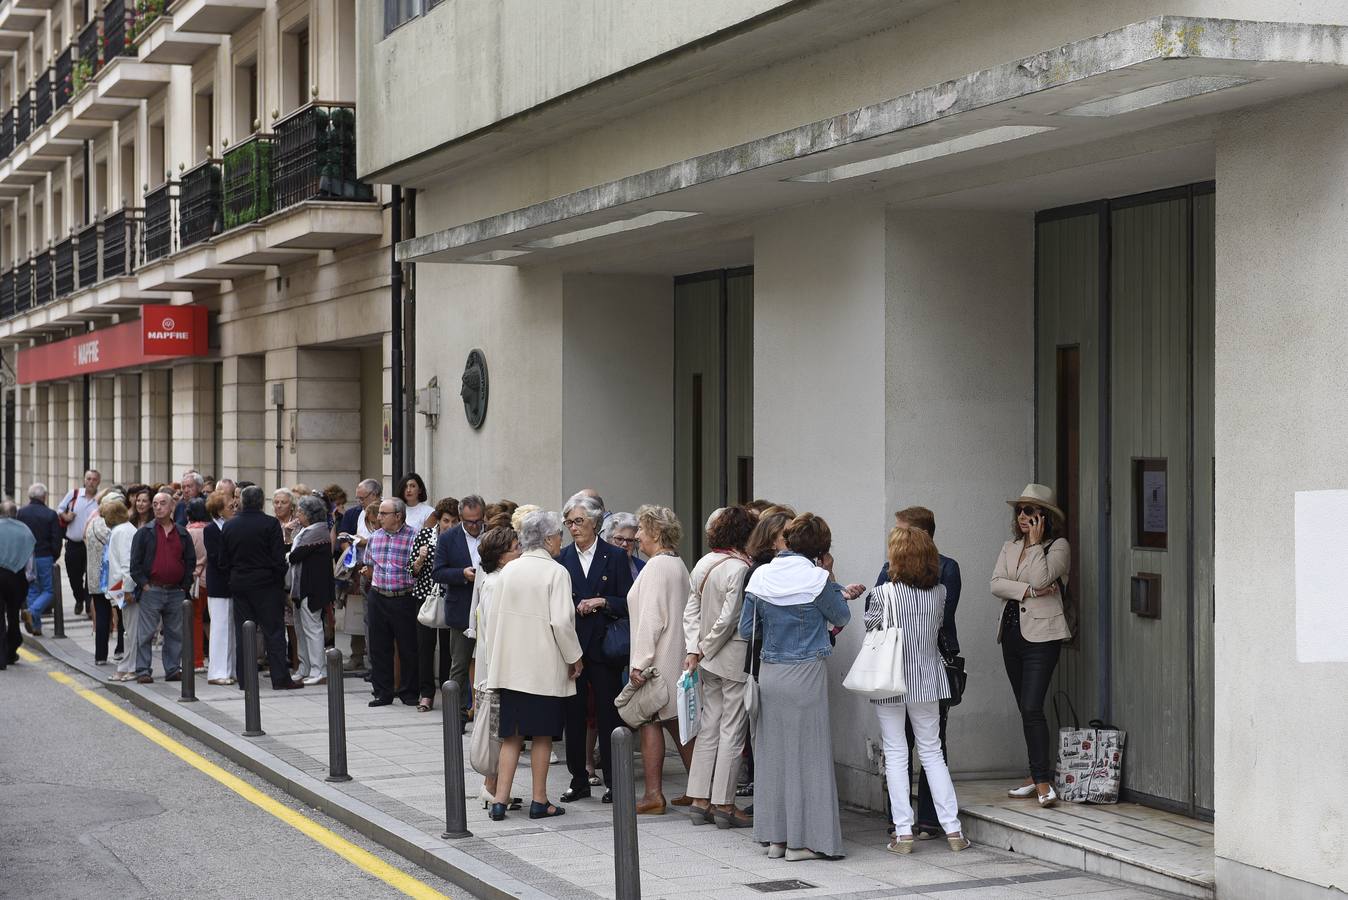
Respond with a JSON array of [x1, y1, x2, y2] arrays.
[[1007, 782, 1038, 798], [302, 674, 325, 685]]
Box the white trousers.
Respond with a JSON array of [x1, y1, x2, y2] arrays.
[[296, 600, 327, 680], [116, 600, 140, 675], [874, 701, 962, 835], [206, 596, 235, 681], [685, 670, 748, 805]]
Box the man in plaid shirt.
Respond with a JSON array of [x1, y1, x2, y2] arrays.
[[366, 497, 419, 707]]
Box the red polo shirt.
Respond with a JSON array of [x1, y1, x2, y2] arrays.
[[149, 521, 186, 586]]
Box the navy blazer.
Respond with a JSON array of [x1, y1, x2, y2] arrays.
[[876, 554, 962, 654], [557, 537, 634, 660], [430, 524, 475, 631]]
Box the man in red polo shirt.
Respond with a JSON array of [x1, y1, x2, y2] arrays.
[[129, 491, 196, 684]]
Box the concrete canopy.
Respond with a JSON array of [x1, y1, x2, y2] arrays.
[[397, 16, 1348, 270]]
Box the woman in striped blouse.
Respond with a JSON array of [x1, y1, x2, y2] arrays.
[[867, 525, 970, 855]]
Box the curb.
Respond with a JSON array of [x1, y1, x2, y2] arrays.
[[28, 633, 554, 900]]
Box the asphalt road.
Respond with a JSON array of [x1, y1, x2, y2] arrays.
[[0, 650, 476, 900]]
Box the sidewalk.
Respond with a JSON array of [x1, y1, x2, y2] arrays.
[[28, 612, 1184, 900]]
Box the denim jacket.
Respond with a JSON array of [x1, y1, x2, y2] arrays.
[[738, 553, 851, 664]]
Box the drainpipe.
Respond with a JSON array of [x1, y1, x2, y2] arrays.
[[390, 185, 403, 485], [404, 188, 416, 475], [82, 142, 92, 474]]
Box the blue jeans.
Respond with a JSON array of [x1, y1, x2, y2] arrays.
[[135, 586, 185, 678], [25, 556, 55, 629]]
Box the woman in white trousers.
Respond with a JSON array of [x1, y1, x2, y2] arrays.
[[867, 525, 970, 854], [202, 491, 236, 684]]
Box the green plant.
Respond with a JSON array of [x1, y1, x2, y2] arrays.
[[71, 58, 94, 95], [223, 138, 274, 229], [128, 0, 167, 44]]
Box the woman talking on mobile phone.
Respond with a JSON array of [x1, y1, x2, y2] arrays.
[[991, 484, 1071, 808]]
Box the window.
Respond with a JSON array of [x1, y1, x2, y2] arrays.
[[384, 0, 420, 35]]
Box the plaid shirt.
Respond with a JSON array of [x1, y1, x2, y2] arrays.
[[368, 524, 416, 594]]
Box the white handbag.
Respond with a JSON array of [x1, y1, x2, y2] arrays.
[[416, 585, 446, 628], [842, 587, 906, 700]]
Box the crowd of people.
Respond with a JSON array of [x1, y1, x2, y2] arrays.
[[0, 467, 1074, 861]]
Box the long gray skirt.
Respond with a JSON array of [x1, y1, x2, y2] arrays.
[[753, 658, 844, 856]]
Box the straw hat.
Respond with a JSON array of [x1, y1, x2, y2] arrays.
[[1006, 483, 1064, 522]]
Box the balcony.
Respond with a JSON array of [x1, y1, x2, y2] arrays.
[[76, 18, 103, 93], [179, 158, 222, 248], [77, 221, 99, 288], [102, 208, 141, 278], [143, 183, 175, 263], [55, 45, 74, 109], [127, 0, 168, 45], [15, 261, 32, 313], [104, 0, 137, 60], [55, 236, 75, 298], [137, 6, 219, 64], [17, 90, 31, 144], [172, 0, 265, 35], [33, 251, 53, 307], [223, 134, 272, 228], [0, 270, 13, 319], [1, 109, 12, 158], [12, 0, 65, 9], [35, 70, 52, 128]]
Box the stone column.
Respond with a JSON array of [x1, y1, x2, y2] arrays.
[[112, 374, 141, 485], [139, 370, 171, 484], [46, 383, 69, 497], [264, 347, 361, 493], [220, 355, 265, 486], [169, 361, 217, 479], [89, 377, 115, 479], [65, 377, 85, 488]]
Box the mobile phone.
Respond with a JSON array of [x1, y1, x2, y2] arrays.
[[338, 532, 355, 542]]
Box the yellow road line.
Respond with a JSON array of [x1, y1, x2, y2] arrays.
[[47, 671, 452, 900], [16, 647, 40, 661]]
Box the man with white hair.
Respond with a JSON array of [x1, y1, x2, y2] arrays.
[[174, 470, 205, 527], [17, 483, 62, 636], [0, 499, 35, 668], [57, 469, 102, 618]]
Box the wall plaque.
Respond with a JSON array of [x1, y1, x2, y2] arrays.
[[461, 349, 489, 429]]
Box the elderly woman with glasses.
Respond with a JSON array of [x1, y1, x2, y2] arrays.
[[483, 511, 583, 821], [601, 512, 644, 581], [556, 493, 635, 803], [288, 494, 337, 685]]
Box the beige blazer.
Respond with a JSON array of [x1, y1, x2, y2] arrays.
[[629, 553, 691, 721], [483, 549, 583, 698], [991, 538, 1071, 643], [682, 551, 751, 683]]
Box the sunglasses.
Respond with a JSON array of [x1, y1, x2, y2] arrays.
[[1015, 505, 1042, 517]]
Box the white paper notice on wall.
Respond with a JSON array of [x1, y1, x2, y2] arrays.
[[1294, 490, 1348, 663]]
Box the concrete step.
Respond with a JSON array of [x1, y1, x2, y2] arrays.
[[957, 779, 1215, 899]]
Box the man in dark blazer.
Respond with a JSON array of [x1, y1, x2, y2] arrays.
[[556, 493, 634, 803], [220, 485, 301, 690], [431, 494, 485, 719], [875, 505, 961, 838]]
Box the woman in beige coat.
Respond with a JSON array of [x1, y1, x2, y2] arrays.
[[991, 483, 1071, 808], [683, 506, 756, 828], [484, 511, 583, 821], [627, 504, 694, 814]]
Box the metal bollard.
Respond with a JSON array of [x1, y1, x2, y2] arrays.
[[611, 726, 641, 900], [440, 680, 471, 839], [241, 620, 265, 736], [179, 597, 197, 702], [52, 567, 65, 638], [325, 647, 352, 782]]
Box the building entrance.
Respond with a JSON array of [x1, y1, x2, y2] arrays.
[[672, 268, 753, 562], [1035, 183, 1215, 817]]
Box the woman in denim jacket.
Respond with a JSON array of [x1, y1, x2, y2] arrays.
[[739, 513, 864, 861]]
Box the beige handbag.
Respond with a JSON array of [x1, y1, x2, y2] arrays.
[[615, 666, 667, 727]]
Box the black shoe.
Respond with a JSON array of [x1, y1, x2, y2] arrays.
[[560, 787, 591, 803], [488, 802, 507, 821], [529, 801, 566, 819], [368, 697, 394, 707], [165, 671, 182, 682], [74, 604, 84, 616], [602, 790, 613, 804]]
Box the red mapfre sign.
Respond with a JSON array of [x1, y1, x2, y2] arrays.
[[16, 305, 209, 384]]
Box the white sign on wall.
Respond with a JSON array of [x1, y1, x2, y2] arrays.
[[1294, 490, 1348, 663]]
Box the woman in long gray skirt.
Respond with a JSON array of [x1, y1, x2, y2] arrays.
[[739, 512, 864, 861]]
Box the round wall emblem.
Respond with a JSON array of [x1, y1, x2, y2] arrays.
[[460, 349, 489, 429], [162, 316, 176, 330]]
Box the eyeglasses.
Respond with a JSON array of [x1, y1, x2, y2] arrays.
[[462, 517, 484, 529], [1015, 505, 1042, 517], [564, 517, 589, 528], [610, 536, 636, 547]]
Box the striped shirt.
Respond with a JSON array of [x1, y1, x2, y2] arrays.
[[368, 524, 416, 594], [863, 581, 950, 705]]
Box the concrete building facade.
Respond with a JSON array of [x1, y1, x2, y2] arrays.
[[0, 0, 391, 498], [361, 2, 1348, 897]]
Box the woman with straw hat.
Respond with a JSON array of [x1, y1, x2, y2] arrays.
[[991, 483, 1071, 808]]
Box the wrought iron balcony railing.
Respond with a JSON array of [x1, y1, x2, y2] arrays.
[[55, 46, 75, 110], [180, 159, 223, 249], [15, 260, 33, 312], [1, 109, 13, 159], [17, 90, 32, 145], [273, 102, 373, 212], [223, 135, 274, 228], [55, 237, 75, 298], [0, 270, 13, 320], [103, 208, 142, 278], [34, 252, 53, 307], [104, 0, 135, 61], [35, 70, 52, 129], [143, 184, 175, 262], [77, 221, 99, 289], [127, 0, 167, 45], [76, 18, 103, 93]]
